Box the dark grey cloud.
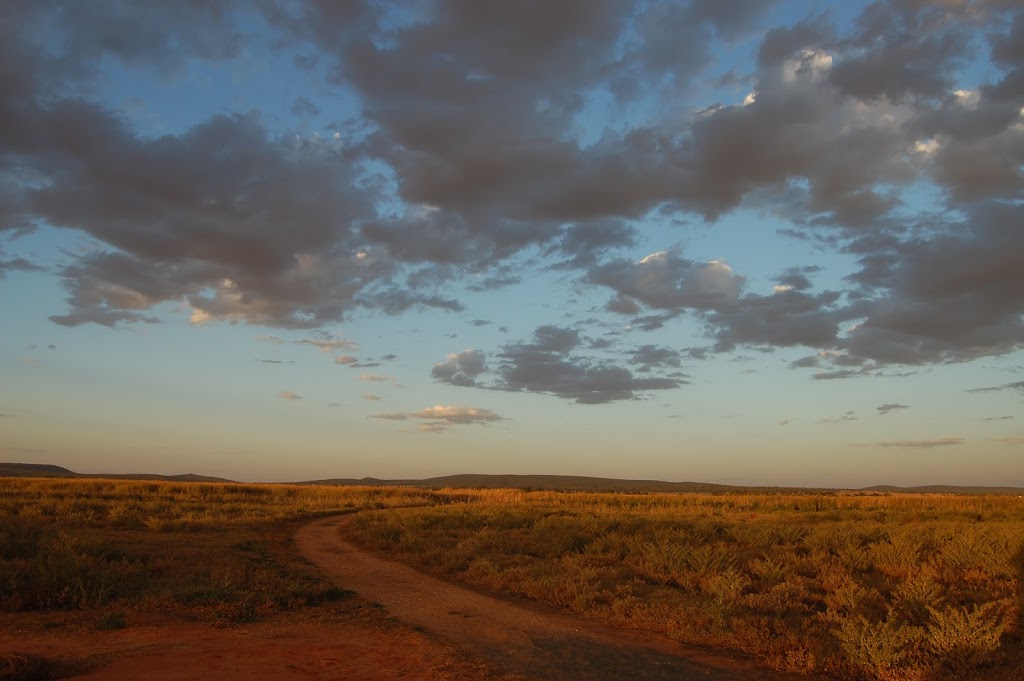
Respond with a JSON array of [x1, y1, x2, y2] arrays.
[[432, 349, 488, 387], [758, 14, 834, 66], [789, 355, 820, 369], [431, 324, 684, 404], [0, 250, 42, 278], [606, 295, 641, 316], [549, 220, 638, 269], [838, 202, 1024, 366], [629, 345, 684, 372], [828, 1, 974, 102], [590, 250, 745, 312], [494, 326, 682, 404], [0, 0, 1022, 382], [877, 403, 909, 415], [708, 288, 844, 352]]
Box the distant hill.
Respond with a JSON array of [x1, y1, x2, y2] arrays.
[[304, 473, 825, 494], [862, 484, 1024, 495], [4, 463, 1022, 494], [0, 462, 232, 483], [0, 462, 78, 477]]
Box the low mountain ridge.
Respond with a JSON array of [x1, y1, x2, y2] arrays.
[[4, 463, 1022, 494]]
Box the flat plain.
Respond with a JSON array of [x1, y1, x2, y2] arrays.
[[2, 477, 1022, 680]]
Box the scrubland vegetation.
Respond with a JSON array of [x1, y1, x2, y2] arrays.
[[2, 478, 1022, 680], [347, 489, 1024, 681], [0, 478, 437, 623]]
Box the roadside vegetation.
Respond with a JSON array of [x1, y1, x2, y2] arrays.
[[0, 478, 440, 623], [3, 478, 1022, 680], [346, 489, 1024, 681]]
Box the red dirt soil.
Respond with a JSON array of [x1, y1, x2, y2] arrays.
[[1, 515, 813, 680]]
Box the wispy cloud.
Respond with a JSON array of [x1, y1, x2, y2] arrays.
[[877, 403, 909, 416], [370, 405, 502, 433], [877, 437, 965, 449], [968, 381, 1024, 395], [993, 436, 1024, 445], [819, 410, 857, 424], [278, 390, 302, 400], [296, 337, 357, 353], [359, 374, 400, 386], [6, 446, 48, 455]]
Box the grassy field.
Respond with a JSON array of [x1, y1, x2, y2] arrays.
[[2, 478, 1022, 680], [345, 489, 1024, 681]]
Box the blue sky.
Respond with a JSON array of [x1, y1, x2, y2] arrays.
[[2, 0, 1023, 486]]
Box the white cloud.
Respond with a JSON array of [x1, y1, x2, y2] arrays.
[[189, 308, 211, 325], [371, 404, 502, 432], [953, 89, 980, 109], [783, 49, 832, 83], [913, 138, 940, 157]]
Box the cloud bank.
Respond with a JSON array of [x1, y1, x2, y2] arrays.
[[2, 0, 1023, 400]]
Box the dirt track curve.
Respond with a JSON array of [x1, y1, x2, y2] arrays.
[[295, 515, 807, 681]]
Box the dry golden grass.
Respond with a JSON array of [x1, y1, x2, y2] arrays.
[[345, 490, 1024, 681], [4, 478, 1023, 680], [0, 477, 444, 620]]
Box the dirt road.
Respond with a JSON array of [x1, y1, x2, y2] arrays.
[[295, 515, 806, 681]]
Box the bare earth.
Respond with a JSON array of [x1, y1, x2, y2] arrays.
[[295, 515, 808, 681], [2, 515, 811, 680]]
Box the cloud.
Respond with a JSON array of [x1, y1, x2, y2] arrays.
[[1, 0, 1023, 382], [993, 435, 1024, 445], [877, 403, 909, 416], [297, 336, 358, 354], [590, 251, 745, 313], [812, 370, 864, 380], [361, 393, 381, 401], [427, 325, 687, 404], [371, 404, 502, 432], [432, 349, 488, 387], [494, 325, 682, 404], [819, 410, 857, 424], [359, 373, 399, 386], [628, 345, 684, 372], [278, 391, 301, 400], [968, 380, 1024, 394], [0, 248, 42, 278], [877, 437, 965, 448]]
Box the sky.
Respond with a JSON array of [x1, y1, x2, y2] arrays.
[[2, 0, 1023, 487]]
